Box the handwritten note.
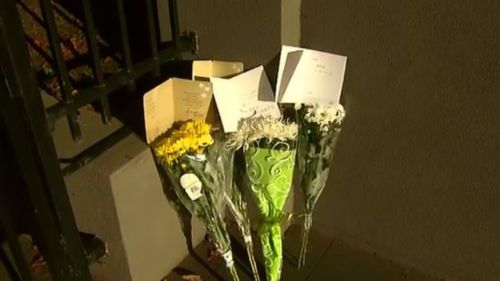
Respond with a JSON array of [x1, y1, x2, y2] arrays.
[[276, 45, 347, 104], [211, 66, 281, 132], [174, 82, 212, 122], [143, 78, 212, 143]]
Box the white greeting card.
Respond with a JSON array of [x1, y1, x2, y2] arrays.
[[276, 45, 347, 104], [211, 66, 281, 132], [143, 78, 212, 143]]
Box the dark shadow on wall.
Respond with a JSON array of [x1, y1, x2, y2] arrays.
[[177, 0, 281, 68], [300, 1, 500, 281]]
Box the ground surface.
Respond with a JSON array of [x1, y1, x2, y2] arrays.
[[0, 225, 440, 281], [165, 225, 439, 281]]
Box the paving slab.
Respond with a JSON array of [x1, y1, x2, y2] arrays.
[[164, 239, 254, 281], [165, 249, 217, 281], [403, 269, 441, 281], [193, 240, 253, 281], [281, 224, 333, 281], [307, 240, 409, 281]]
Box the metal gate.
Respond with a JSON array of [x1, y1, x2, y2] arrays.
[[0, 0, 196, 279]]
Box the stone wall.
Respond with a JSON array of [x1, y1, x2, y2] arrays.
[[301, 1, 500, 281]]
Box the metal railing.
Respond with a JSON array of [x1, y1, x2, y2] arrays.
[[0, 0, 196, 279]]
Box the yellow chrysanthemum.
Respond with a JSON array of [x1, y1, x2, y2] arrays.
[[154, 120, 214, 165]]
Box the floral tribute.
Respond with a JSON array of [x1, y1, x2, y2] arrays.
[[153, 120, 241, 281], [227, 116, 298, 281], [294, 103, 346, 267]]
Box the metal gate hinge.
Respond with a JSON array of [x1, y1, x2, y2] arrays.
[[184, 30, 199, 55]]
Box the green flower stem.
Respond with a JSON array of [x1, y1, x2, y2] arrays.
[[158, 159, 240, 281], [229, 264, 241, 281], [243, 233, 261, 281], [297, 213, 312, 268], [224, 190, 260, 281]]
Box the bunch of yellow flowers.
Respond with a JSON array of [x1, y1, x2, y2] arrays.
[[154, 120, 214, 165]]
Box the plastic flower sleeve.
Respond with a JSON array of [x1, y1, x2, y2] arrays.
[[225, 116, 298, 281], [222, 149, 261, 281], [159, 156, 240, 281], [244, 140, 296, 281], [153, 121, 240, 281], [188, 133, 260, 281], [295, 104, 345, 268]]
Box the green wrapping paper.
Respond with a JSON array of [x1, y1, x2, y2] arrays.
[[244, 141, 296, 281]]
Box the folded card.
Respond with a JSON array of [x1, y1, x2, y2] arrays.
[[192, 60, 244, 129], [192, 60, 244, 80], [276, 45, 347, 104], [143, 78, 212, 143], [211, 66, 281, 132]]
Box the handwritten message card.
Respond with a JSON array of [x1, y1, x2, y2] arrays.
[[143, 78, 212, 143], [276, 45, 347, 104], [211, 66, 281, 132]]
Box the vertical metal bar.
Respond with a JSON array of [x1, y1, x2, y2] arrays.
[[0, 245, 22, 281], [81, 0, 112, 124], [0, 93, 89, 281], [0, 211, 34, 281], [0, 1, 92, 280], [39, 0, 82, 141], [115, 0, 133, 71], [145, 0, 160, 76], [168, 0, 180, 47], [0, 75, 86, 281], [0, 170, 31, 281], [115, 0, 136, 92]]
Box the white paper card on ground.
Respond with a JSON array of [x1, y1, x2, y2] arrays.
[[143, 78, 212, 143], [276, 45, 347, 104], [192, 60, 244, 80], [211, 66, 281, 132]]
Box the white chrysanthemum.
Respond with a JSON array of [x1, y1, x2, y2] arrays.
[[226, 116, 298, 150], [303, 103, 345, 132]]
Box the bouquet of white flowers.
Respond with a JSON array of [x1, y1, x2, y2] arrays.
[[294, 103, 345, 268]]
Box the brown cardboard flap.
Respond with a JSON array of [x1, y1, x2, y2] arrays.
[[143, 78, 212, 143], [192, 60, 244, 80]]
